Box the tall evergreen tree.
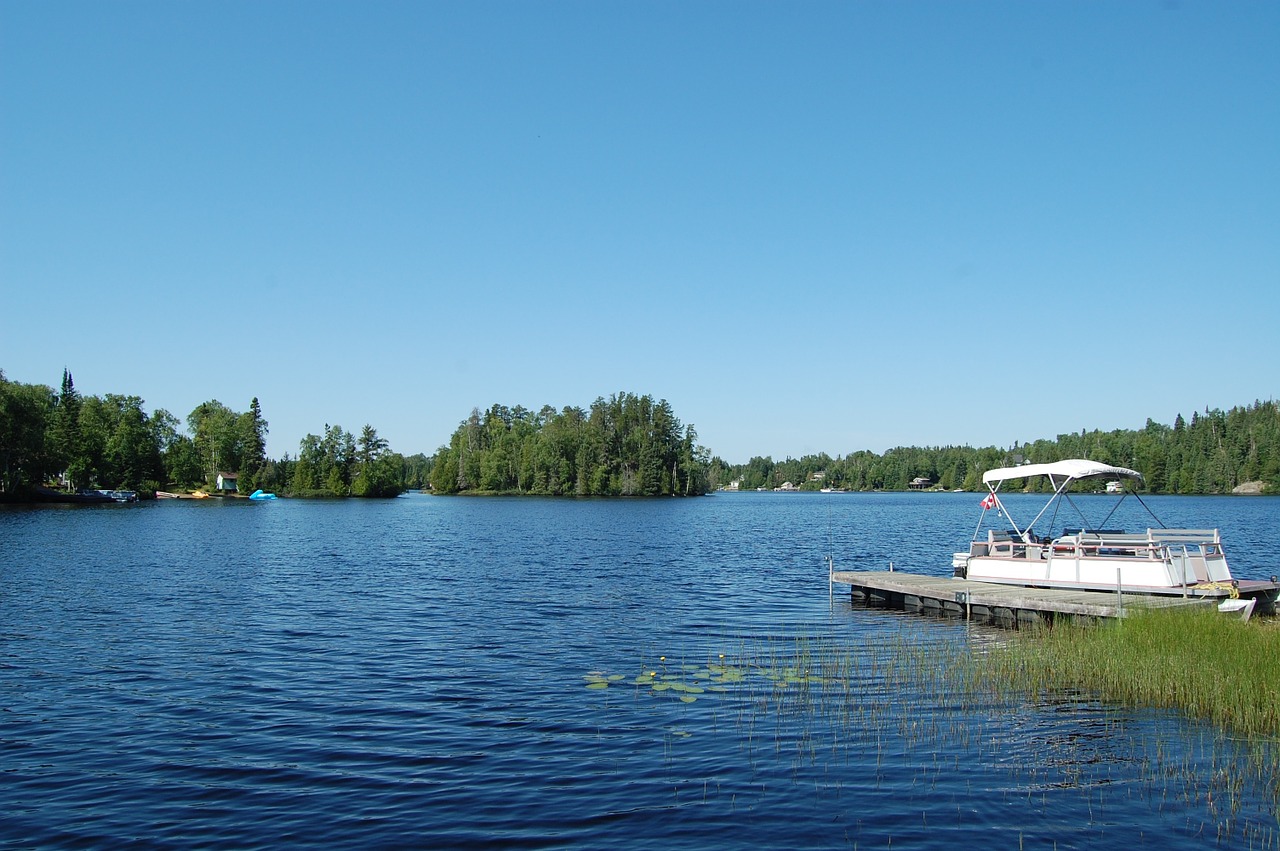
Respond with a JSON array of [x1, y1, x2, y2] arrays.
[[351, 424, 403, 497], [237, 397, 269, 493], [50, 368, 87, 488]]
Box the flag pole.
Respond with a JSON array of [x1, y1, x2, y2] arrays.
[[972, 490, 997, 541]]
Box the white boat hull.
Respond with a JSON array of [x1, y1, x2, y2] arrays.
[[956, 528, 1234, 595]]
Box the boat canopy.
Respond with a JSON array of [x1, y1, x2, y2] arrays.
[[982, 459, 1143, 486]]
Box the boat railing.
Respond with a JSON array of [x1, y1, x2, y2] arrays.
[[1148, 529, 1221, 545], [1038, 528, 1223, 566], [1050, 531, 1150, 559], [969, 519, 1233, 585], [974, 530, 1151, 560], [978, 528, 1226, 563]]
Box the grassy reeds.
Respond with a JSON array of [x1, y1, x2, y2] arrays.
[[583, 616, 1279, 842], [973, 607, 1280, 741]]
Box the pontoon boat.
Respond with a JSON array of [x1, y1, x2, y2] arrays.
[[952, 459, 1266, 601]]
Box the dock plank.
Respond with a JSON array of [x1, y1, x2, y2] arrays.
[[830, 570, 1207, 621]]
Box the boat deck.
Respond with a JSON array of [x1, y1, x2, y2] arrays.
[[830, 570, 1278, 625]]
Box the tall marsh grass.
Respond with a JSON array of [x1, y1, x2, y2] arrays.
[[584, 613, 1280, 844], [972, 608, 1280, 741]]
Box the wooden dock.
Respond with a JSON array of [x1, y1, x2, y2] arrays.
[[830, 570, 1218, 626]]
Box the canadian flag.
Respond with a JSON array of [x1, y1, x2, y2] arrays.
[[980, 493, 998, 510]]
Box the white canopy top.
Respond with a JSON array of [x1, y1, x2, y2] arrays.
[[982, 459, 1144, 486]]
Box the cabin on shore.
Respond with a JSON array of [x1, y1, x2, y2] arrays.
[[216, 472, 238, 493], [909, 476, 932, 490]]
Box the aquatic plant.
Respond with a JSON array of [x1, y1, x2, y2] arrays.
[[580, 616, 1280, 845], [973, 608, 1280, 741]]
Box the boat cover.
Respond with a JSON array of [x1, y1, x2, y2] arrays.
[[982, 459, 1143, 486]]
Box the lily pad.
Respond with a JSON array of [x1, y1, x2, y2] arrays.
[[585, 681, 609, 690]]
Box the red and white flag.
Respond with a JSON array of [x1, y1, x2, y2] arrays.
[[980, 493, 997, 510]]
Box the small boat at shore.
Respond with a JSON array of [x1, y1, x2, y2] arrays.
[[952, 459, 1277, 607], [1218, 598, 1256, 622]]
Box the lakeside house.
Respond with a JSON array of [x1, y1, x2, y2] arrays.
[[909, 477, 932, 490], [216, 472, 238, 493]]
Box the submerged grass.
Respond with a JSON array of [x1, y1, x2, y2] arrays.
[[582, 614, 1280, 843], [972, 607, 1280, 741]]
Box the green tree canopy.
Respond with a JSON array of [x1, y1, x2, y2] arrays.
[[431, 393, 712, 496], [0, 370, 56, 493]]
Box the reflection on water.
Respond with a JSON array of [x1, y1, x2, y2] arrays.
[[1, 492, 1277, 848]]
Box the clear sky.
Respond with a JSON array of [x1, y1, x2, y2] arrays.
[[2, 1, 1277, 464]]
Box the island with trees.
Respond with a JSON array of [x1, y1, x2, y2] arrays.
[[429, 393, 711, 496]]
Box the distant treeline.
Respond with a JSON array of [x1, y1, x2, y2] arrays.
[[0, 369, 431, 498], [430, 393, 711, 496], [3, 366, 1276, 498], [719, 400, 1280, 495]]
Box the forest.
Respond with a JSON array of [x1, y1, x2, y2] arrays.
[[0, 369, 429, 499], [2, 366, 1277, 499], [719, 400, 1280, 495], [429, 393, 710, 496]]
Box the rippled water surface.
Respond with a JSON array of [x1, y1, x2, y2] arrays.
[[2, 492, 1278, 848]]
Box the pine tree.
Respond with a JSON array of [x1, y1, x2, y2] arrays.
[[51, 368, 86, 488], [237, 398, 268, 492]]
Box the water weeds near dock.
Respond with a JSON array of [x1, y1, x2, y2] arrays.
[[583, 626, 1280, 848]]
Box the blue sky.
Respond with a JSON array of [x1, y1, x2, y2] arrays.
[[2, 1, 1277, 464]]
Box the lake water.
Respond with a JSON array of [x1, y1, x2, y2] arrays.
[[2, 492, 1278, 848]]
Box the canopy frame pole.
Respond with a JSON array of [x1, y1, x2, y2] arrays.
[[1130, 490, 1167, 530], [1023, 474, 1073, 540], [1097, 490, 1130, 530]]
